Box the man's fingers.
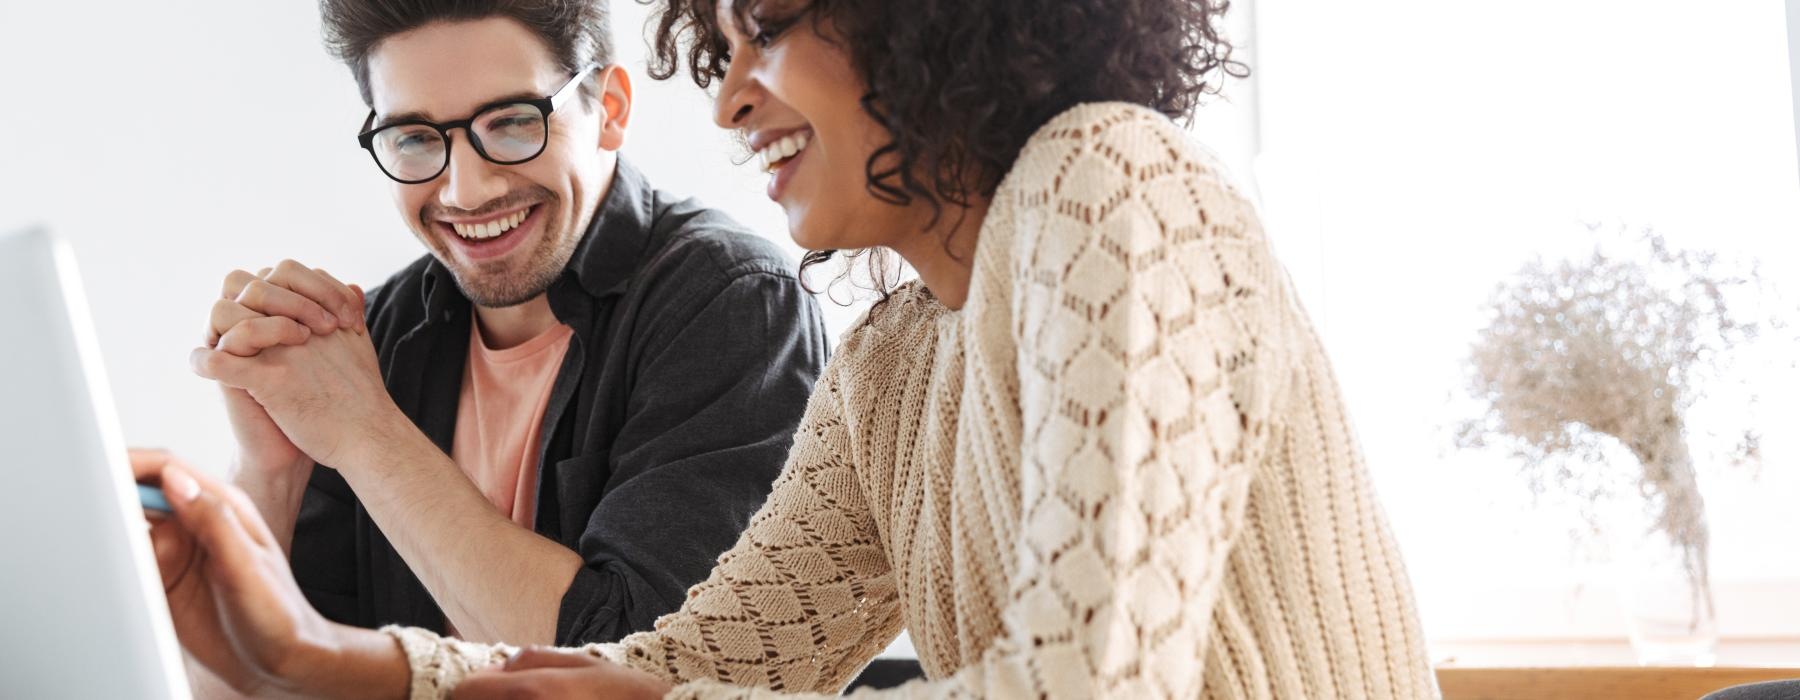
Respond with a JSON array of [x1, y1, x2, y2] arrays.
[[220, 269, 259, 301], [502, 648, 605, 672], [217, 316, 312, 357], [237, 279, 338, 335], [207, 298, 267, 349], [266, 260, 359, 330], [309, 267, 364, 330], [191, 347, 265, 388]]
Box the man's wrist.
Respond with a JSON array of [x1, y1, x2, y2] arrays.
[[231, 450, 313, 480], [340, 406, 425, 475], [230, 456, 311, 505]]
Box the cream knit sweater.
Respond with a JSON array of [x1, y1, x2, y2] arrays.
[[383, 102, 1437, 699]]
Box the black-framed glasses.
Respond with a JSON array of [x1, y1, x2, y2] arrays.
[[356, 64, 597, 184]]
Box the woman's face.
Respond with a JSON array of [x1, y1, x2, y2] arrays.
[[712, 0, 910, 252]]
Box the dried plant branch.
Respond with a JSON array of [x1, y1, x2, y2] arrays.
[[1454, 225, 1782, 604]]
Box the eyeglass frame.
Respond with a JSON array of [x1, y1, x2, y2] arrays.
[[355, 63, 599, 184]]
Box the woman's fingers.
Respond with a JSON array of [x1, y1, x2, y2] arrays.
[[503, 648, 606, 672], [451, 668, 585, 700], [128, 447, 175, 482], [148, 517, 201, 592], [161, 465, 265, 583], [172, 462, 279, 550]]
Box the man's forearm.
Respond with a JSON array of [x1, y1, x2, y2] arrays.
[[338, 418, 583, 645], [229, 456, 312, 553]]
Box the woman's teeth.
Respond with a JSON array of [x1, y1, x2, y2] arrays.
[[451, 208, 528, 240], [758, 131, 811, 172]]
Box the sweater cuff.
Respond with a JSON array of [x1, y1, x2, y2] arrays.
[[380, 625, 516, 700]]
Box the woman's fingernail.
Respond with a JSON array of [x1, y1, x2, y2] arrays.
[[163, 468, 200, 504], [323, 311, 339, 327]]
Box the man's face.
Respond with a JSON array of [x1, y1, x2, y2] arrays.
[[366, 18, 624, 308]]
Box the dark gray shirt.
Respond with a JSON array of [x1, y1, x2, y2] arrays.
[[289, 159, 828, 646]]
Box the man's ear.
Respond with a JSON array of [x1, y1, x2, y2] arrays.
[[594, 64, 632, 152]]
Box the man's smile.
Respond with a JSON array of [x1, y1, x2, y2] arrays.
[[431, 202, 546, 262]]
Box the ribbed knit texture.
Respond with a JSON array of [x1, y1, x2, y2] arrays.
[[384, 102, 1437, 699]]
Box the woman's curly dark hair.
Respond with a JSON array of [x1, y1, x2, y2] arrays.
[[644, 0, 1248, 294]]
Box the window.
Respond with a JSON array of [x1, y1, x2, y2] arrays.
[[1247, 0, 1800, 662]]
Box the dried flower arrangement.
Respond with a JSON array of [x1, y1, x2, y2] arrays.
[[1453, 226, 1780, 622]]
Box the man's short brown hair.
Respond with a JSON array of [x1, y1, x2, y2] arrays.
[[320, 0, 614, 107]]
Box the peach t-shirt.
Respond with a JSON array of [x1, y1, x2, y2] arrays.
[[450, 315, 575, 528]]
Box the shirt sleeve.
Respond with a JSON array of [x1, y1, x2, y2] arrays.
[[555, 267, 832, 646], [383, 352, 907, 699], [291, 466, 364, 625]]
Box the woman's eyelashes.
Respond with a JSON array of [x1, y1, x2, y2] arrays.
[[749, 15, 796, 48]]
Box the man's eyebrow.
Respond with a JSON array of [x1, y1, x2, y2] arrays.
[[373, 110, 432, 129], [373, 91, 546, 129]]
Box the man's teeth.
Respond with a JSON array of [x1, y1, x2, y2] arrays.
[[758, 131, 812, 172], [450, 209, 529, 240]]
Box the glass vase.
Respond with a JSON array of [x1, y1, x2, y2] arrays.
[[1615, 526, 1718, 666]]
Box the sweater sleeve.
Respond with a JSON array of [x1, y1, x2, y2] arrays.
[[382, 353, 906, 699], [882, 106, 1277, 698]]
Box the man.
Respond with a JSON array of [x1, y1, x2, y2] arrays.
[[193, 0, 827, 652]]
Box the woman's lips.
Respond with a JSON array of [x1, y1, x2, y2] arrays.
[[767, 144, 810, 202]]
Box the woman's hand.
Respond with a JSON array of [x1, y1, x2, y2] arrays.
[[451, 648, 675, 700], [133, 449, 407, 699]]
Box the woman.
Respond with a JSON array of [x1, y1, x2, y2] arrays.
[[145, 0, 1437, 697]]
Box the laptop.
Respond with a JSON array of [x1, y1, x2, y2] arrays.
[[0, 228, 191, 698]]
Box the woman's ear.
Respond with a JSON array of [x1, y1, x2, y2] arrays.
[[594, 65, 633, 152]]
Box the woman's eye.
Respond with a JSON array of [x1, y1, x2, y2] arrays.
[[749, 17, 794, 48]]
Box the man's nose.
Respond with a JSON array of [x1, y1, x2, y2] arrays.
[[438, 133, 508, 211]]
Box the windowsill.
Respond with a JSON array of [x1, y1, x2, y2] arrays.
[[1433, 636, 1800, 668]]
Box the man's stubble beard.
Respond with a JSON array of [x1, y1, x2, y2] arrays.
[[423, 196, 586, 309], [450, 233, 574, 308]]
